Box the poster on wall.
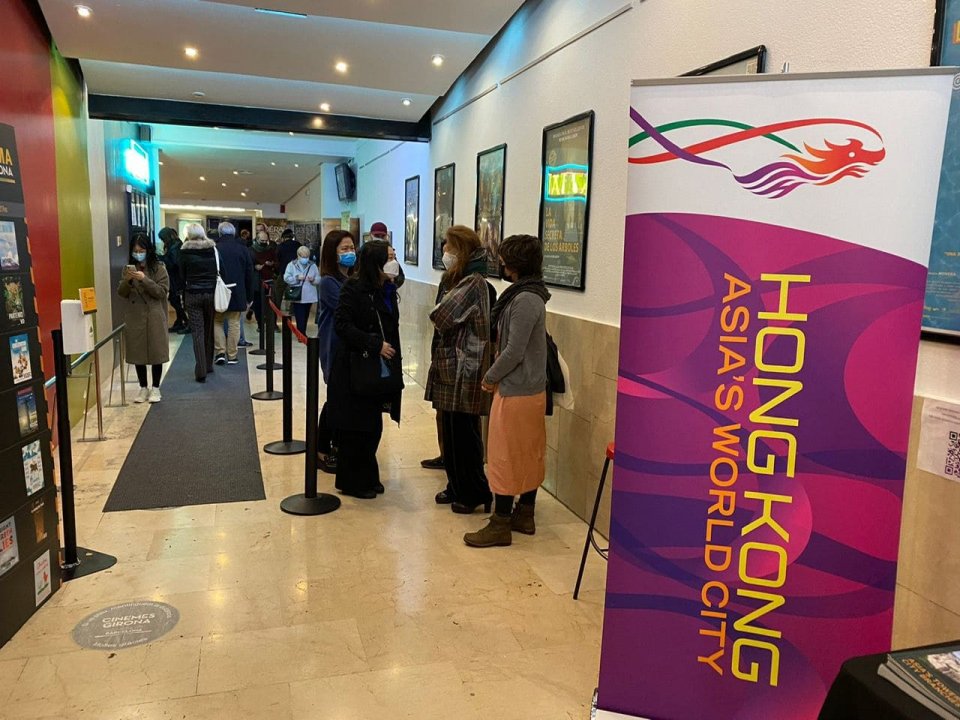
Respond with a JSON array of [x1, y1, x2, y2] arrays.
[[539, 112, 594, 290], [0, 516, 18, 577], [927, 0, 960, 338], [596, 70, 954, 720], [0, 124, 25, 215], [476, 145, 507, 277], [682, 45, 767, 77], [433, 163, 455, 271], [21, 440, 43, 496], [404, 175, 419, 266]]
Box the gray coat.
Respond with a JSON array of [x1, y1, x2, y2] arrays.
[[484, 292, 547, 397], [118, 263, 170, 365]]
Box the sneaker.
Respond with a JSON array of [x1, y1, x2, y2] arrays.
[[226, 357, 239, 365], [148, 388, 162, 403], [238, 340, 253, 347], [134, 387, 150, 403], [421, 456, 445, 470], [215, 354, 227, 365]]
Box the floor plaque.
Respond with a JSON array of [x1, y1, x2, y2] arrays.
[[72, 601, 179, 650]]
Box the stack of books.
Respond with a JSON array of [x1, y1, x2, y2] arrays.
[[879, 646, 960, 718]]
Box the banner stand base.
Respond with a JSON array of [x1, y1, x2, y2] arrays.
[[61, 547, 118, 582]]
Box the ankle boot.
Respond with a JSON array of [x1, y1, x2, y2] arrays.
[[463, 514, 512, 548], [512, 504, 536, 535]]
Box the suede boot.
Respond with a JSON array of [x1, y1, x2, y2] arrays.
[[512, 504, 536, 535], [463, 514, 512, 548]]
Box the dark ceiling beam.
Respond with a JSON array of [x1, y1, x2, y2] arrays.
[[88, 95, 432, 142]]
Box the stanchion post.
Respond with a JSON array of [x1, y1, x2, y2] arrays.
[[249, 281, 268, 357], [251, 294, 282, 401], [281, 336, 340, 516], [257, 299, 283, 371], [263, 317, 305, 455], [52, 328, 117, 581]]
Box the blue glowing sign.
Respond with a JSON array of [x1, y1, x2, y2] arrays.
[[544, 163, 589, 203], [123, 141, 151, 188]]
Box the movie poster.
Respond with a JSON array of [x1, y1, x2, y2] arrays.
[[3, 277, 24, 325], [476, 145, 506, 277], [0, 123, 24, 211], [17, 388, 38, 437], [404, 176, 419, 266], [9, 333, 31, 384], [433, 164, 455, 271], [0, 516, 18, 577], [539, 112, 594, 290], [0, 221, 19, 271], [21, 440, 43, 495], [34, 550, 51, 606]]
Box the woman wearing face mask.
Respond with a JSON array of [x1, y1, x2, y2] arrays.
[[118, 232, 170, 403], [426, 225, 497, 514], [283, 245, 320, 333], [465, 235, 551, 547], [315, 230, 356, 473]]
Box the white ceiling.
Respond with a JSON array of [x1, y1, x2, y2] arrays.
[[39, 0, 525, 122]]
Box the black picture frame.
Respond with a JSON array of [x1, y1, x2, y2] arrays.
[[404, 175, 420, 266], [681, 45, 767, 77], [537, 111, 595, 291], [475, 144, 507, 278], [433, 163, 455, 271]]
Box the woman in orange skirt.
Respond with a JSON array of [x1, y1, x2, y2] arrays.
[[464, 234, 551, 548]]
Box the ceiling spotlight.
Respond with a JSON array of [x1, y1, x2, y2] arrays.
[[233, 170, 239, 175], [401, 98, 412, 107], [271, 161, 276, 166], [184, 46, 199, 60], [294, 163, 300, 168], [288, 132, 294, 136], [158, 161, 164, 166], [431, 54, 444, 67], [192, 91, 206, 98], [221, 182, 227, 187], [335, 61, 348, 73], [241, 192, 247, 197], [312, 117, 325, 129], [213, 126, 220, 130], [199, 176, 206, 181], [319, 102, 331, 112], [75, 5, 92, 18]]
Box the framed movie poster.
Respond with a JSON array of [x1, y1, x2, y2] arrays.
[[433, 163, 455, 271], [476, 145, 507, 277], [404, 175, 420, 266], [681, 45, 767, 76], [538, 111, 594, 290]]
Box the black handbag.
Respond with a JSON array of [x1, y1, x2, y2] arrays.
[[349, 299, 404, 397]]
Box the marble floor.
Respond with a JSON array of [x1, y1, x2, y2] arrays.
[[0, 324, 608, 719]]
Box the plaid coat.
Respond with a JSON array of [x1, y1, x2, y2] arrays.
[[425, 273, 495, 415]]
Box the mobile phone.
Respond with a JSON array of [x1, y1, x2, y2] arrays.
[[125, 264, 136, 274]]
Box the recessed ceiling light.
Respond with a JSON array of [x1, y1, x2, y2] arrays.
[[294, 163, 300, 168], [312, 117, 325, 129], [75, 5, 92, 18], [199, 176, 206, 181], [221, 182, 227, 187], [431, 54, 444, 67], [270, 161, 276, 166], [184, 46, 199, 60], [319, 103, 331, 112], [213, 126, 220, 131], [335, 61, 348, 73], [233, 170, 239, 175], [288, 132, 294, 136], [192, 91, 206, 98], [241, 192, 247, 197], [401, 98, 412, 107], [158, 161, 164, 166]]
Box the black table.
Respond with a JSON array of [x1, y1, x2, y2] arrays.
[[819, 641, 959, 719]]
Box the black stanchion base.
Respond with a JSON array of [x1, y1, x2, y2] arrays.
[[249, 348, 267, 356], [264, 439, 306, 455], [61, 547, 118, 582], [257, 363, 283, 371], [251, 390, 284, 401], [281, 493, 341, 516]]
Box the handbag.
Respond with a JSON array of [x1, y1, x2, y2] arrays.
[[284, 261, 312, 302], [349, 296, 404, 397], [213, 248, 235, 313]]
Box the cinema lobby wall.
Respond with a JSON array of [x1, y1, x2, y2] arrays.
[[349, 0, 960, 649]]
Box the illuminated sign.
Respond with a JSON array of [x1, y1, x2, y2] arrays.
[[123, 141, 151, 188], [544, 163, 589, 202]]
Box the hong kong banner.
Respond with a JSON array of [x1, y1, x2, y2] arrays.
[[597, 70, 954, 720]]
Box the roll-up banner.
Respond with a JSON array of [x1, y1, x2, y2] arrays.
[[598, 69, 955, 720]]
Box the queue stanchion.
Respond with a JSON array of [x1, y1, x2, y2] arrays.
[[281, 334, 340, 516], [264, 316, 306, 455], [249, 281, 269, 357], [257, 299, 284, 371], [251, 292, 282, 401], [52, 328, 117, 581]]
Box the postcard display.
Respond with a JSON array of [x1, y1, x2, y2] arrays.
[[0, 124, 60, 647]]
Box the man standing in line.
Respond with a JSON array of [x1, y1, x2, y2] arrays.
[[158, 227, 189, 334], [274, 227, 300, 306], [212, 222, 254, 365]]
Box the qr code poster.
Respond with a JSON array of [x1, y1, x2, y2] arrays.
[[918, 398, 960, 483]]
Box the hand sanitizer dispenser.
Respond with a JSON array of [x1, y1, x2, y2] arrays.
[[61, 300, 95, 354]]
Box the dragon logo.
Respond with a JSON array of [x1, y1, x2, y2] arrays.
[[628, 110, 885, 199]]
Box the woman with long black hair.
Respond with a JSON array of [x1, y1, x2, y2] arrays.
[[327, 240, 403, 499], [117, 232, 170, 402]]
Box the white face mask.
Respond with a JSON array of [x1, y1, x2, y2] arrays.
[[383, 260, 401, 279], [441, 252, 457, 271]]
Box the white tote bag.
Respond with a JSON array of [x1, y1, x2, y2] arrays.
[[213, 248, 235, 313], [554, 350, 575, 412]]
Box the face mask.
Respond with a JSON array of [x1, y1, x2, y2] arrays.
[[442, 252, 457, 271], [298, 257, 310, 266], [383, 260, 401, 279], [339, 252, 356, 268], [498, 264, 510, 282], [133, 252, 147, 263]]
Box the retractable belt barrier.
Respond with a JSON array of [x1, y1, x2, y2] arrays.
[[250, 287, 282, 401], [262, 310, 306, 456], [248, 280, 271, 357], [256, 298, 285, 372]]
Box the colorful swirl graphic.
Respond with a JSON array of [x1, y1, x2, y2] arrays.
[[629, 110, 885, 198]]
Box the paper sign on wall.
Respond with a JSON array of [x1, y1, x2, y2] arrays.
[[918, 398, 960, 483]]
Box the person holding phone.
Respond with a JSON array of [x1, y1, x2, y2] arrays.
[[283, 245, 320, 333], [117, 232, 170, 403]]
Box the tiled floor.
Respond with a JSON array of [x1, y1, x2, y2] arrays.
[[0, 327, 608, 719]]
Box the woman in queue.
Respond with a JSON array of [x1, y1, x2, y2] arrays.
[[327, 240, 403, 499], [283, 245, 320, 334], [315, 230, 356, 473], [464, 235, 551, 547], [178, 223, 218, 382], [426, 225, 496, 514], [117, 232, 170, 403]]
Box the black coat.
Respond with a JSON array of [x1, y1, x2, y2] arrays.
[[179, 239, 218, 293], [215, 236, 255, 311], [161, 238, 185, 292], [327, 280, 402, 433]]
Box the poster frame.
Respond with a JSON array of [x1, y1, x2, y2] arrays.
[[404, 175, 420, 266], [681, 45, 767, 77], [433, 163, 456, 271], [537, 110, 595, 291], [475, 144, 507, 277]]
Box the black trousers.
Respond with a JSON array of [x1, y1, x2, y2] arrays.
[[442, 411, 491, 507], [135, 364, 163, 388], [169, 289, 187, 327], [252, 285, 264, 331], [184, 291, 215, 380], [317, 401, 336, 456], [335, 429, 381, 494], [291, 302, 310, 333]]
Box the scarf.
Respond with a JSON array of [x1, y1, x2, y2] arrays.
[[490, 277, 551, 339]]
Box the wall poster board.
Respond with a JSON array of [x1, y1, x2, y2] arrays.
[[476, 145, 506, 277], [404, 175, 419, 266], [538, 111, 594, 290], [433, 163, 455, 271]]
